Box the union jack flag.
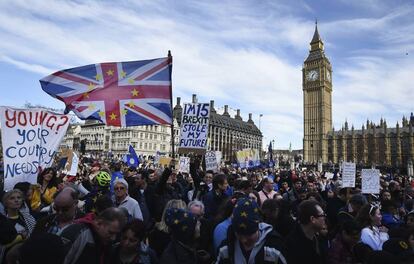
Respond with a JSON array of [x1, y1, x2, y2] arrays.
[[40, 57, 173, 127]]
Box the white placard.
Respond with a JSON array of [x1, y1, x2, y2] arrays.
[[178, 103, 210, 153], [325, 172, 334, 180], [361, 169, 380, 194], [179, 157, 190, 173], [0, 107, 70, 190], [205, 150, 218, 172], [342, 162, 356, 188], [215, 151, 222, 167]]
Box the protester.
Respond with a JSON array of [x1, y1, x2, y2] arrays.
[[284, 199, 328, 264], [31, 168, 59, 212], [111, 219, 158, 264], [33, 187, 80, 235], [356, 203, 389, 250], [113, 178, 143, 221], [328, 220, 362, 264], [203, 174, 229, 220], [258, 177, 277, 205], [216, 197, 287, 264], [2, 189, 36, 239], [148, 199, 187, 257], [160, 208, 203, 264], [60, 207, 127, 264]]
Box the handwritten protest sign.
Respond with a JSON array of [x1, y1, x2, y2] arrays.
[[361, 169, 380, 194], [179, 157, 190, 173], [178, 103, 210, 154], [205, 150, 218, 172], [0, 107, 70, 190], [342, 162, 356, 188], [159, 157, 172, 167]]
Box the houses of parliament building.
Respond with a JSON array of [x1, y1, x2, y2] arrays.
[[303, 23, 414, 168]]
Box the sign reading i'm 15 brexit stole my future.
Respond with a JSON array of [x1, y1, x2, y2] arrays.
[[178, 103, 210, 154], [0, 107, 70, 190]]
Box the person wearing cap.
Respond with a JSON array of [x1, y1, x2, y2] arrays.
[[160, 208, 207, 264], [284, 200, 328, 264], [113, 178, 143, 221], [216, 198, 287, 264]]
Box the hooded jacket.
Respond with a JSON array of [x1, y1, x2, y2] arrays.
[[60, 213, 111, 264], [216, 222, 286, 264]]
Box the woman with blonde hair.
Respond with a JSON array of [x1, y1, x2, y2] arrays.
[[148, 199, 186, 257], [2, 189, 36, 242]]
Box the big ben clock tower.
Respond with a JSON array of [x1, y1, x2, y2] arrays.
[[303, 22, 332, 164]]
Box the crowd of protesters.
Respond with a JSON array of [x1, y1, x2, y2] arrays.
[[1, 155, 414, 264]]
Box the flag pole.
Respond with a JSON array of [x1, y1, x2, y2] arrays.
[[168, 50, 175, 161]]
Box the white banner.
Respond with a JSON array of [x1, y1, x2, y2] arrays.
[[205, 150, 218, 172], [361, 169, 380, 194], [215, 151, 222, 167], [342, 162, 356, 188], [178, 157, 190, 173], [0, 107, 70, 190], [178, 103, 210, 153]]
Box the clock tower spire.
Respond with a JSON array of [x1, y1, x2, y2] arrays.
[[303, 21, 332, 164]]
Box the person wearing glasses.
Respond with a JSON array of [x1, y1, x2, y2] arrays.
[[113, 178, 143, 221], [356, 204, 389, 250], [284, 200, 328, 264], [33, 187, 80, 235]]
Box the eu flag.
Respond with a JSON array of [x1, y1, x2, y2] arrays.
[[125, 145, 139, 168]]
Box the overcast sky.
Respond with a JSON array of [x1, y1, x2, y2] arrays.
[[0, 0, 413, 149]]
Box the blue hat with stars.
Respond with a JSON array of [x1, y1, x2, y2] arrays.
[[165, 208, 197, 243], [232, 197, 261, 235]]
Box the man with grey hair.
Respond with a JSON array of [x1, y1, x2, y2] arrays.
[[188, 200, 205, 218], [113, 178, 143, 221]]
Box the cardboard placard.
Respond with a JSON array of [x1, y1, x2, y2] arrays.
[[342, 162, 356, 188], [178, 103, 210, 154], [361, 169, 380, 194]]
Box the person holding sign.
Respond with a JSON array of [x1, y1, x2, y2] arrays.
[[30, 168, 58, 212], [356, 204, 389, 250]]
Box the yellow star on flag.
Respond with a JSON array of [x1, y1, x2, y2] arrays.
[[131, 88, 139, 97], [128, 101, 135, 107], [121, 109, 128, 115], [239, 223, 247, 229], [110, 112, 117, 120], [88, 104, 95, 110], [240, 211, 248, 218], [95, 74, 102, 81], [128, 78, 134, 84], [88, 83, 95, 91], [120, 71, 127, 78], [83, 93, 89, 98], [106, 69, 114, 76], [98, 111, 105, 117], [174, 219, 179, 225]]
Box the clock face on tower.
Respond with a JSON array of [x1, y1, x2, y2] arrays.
[[326, 71, 331, 82], [306, 70, 319, 81]]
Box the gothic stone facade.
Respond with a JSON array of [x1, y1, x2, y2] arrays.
[[303, 24, 414, 167]]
